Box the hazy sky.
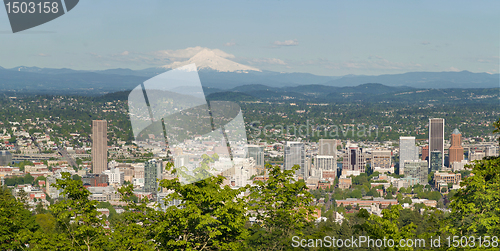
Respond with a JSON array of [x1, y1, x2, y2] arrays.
[[0, 0, 498, 76]]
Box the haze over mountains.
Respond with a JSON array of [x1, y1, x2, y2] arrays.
[[0, 49, 498, 95]]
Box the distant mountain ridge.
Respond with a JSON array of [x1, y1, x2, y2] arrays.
[[324, 70, 499, 89], [3, 47, 498, 90], [0, 65, 498, 95], [206, 83, 499, 105]]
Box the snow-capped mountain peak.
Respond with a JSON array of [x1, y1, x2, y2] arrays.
[[162, 49, 261, 73]]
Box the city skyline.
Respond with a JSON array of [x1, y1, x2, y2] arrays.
[[1, 0, 499, 247]]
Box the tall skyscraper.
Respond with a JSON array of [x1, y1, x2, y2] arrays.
[[399, 136, 418, 175], [449, 129, 464, 165], [429, 118, 445, 168], [284, 142, 306, 178], [342, 145, 365, 174], [144, 159, 162, 194], [318, 139, 337, 156], [92, 120, 107, 174]]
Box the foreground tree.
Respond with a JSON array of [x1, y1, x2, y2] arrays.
[[154, 175, 249, 250], [494, 118, 500, 146], [49, 172, 109, 250], [444, 155, 500, 237], [246, 164, 316, 251], [0, 186, 38, 250], [357, 205, 417, 251]]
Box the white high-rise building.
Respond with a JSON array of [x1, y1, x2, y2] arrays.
[[284, 142, 306, 178], [399, 136, 418, 175]]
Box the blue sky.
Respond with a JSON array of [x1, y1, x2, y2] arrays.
[[0, 0, 498, 76]]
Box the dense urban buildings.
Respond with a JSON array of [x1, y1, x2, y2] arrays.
[[0, 91, 497, 236], [92, 120, 108, 174], [429, 118, 445, 168], [399, 136, 418, 175]]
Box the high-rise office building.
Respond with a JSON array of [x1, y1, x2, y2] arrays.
[[342, 145, 365, 174], [449, 129, 464, 165], [246, 145, 265, 172], [92, 120, 107, 174], [144, 159, 162, 194], [399, 136, 418, 175], [429, 118, 445, 168], [430, 151, 443, 171], [284, 142, 306, 178], [318, 139, 337, 156], [404, 160, 428, 185]]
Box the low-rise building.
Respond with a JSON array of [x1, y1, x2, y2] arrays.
[[103, 168, 124, 185], [434, 171, 461, 187], [338, 175, 352, 189], [336, 197, 398, 208]]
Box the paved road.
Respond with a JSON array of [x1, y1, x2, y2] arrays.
[[58, 147, 78, 168]]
